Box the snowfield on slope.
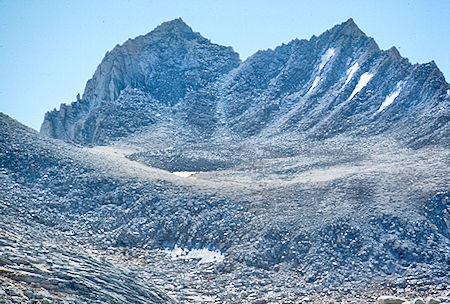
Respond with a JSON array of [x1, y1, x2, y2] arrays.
[[347, 72, 374, 100]]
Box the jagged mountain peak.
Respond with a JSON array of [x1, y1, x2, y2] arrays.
[[330, 18, 366, 38], [40, 18, 241, 142], [106, 18, 212, 59], [338, 18, 362, 33], [244, 18, 373, 67], [41, 18, 448, 148], [386, 46, 402, 60], [320, 18, 376, 48], [153, 18, 192, 34], [144, 17, 207, 43]]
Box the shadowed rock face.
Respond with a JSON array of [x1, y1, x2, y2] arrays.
[[2, 18, 449, 303]]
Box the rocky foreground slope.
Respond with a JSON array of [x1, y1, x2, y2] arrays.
[[1, 19, 449, 303]]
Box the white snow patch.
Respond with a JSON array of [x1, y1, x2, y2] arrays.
[[172, 171, 196, 177], [307, 77, 320, 94], [347, 72, 374, 101], [318, 48, 335, 71], [344, 62, 359, 87], [377, 82, 403, 113], [186, 295, 217, 302], [166, 246, 224, 264]]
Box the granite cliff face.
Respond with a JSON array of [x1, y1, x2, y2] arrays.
[[40, 18, 240, 143], [1, 19, 449, 303]]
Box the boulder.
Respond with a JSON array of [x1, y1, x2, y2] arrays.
[[377, 296, 408, 304], [426, 297, 441, 304]]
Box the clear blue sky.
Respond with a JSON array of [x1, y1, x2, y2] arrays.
[[0, 0, 449, 130]]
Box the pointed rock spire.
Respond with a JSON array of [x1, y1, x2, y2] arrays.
[[331, 18, 366, 37], [149, 18, 203, 41], [154, 18, 192, 33]]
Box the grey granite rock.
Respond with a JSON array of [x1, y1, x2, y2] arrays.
[[2, 17, 449, 303], [40, 19, 449, 149]]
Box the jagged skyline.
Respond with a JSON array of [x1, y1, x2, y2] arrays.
[[0, 0, 449, 131], [39, 17, 448, 149]]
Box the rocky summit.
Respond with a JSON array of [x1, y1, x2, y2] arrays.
[[1, 18, 449, 303]]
